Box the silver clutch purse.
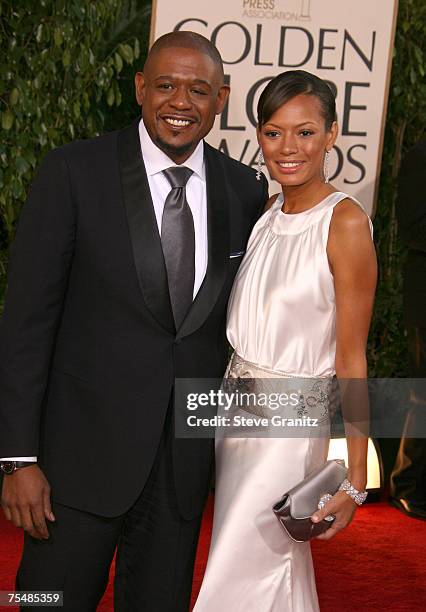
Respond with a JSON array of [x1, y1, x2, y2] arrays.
[[272, 459, 347, 542]]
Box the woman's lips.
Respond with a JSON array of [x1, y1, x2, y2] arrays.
[[275, 161, 305, 174]]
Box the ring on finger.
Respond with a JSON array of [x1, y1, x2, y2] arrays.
[[318, 494, 336, 522]]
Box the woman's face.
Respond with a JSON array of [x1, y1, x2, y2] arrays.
[[257, 94, 337, 187]]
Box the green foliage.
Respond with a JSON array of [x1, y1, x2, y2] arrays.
[[100, 0, 152, 131], [368, 0, 426, 376], [0, 0, 150, 309]]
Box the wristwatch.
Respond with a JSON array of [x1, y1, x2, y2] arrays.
[[0, 461, 37, 475]]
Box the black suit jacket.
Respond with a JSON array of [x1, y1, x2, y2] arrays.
[[0, 122, 268, 518]]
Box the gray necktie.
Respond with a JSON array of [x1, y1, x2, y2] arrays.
[[161, 166, 195, 330]]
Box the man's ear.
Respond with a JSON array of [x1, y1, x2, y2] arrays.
[[215, 84, 231, 115], [135, 72, 145, 106]]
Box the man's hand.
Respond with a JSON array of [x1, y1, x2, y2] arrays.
[[1, 465, 55, 540]]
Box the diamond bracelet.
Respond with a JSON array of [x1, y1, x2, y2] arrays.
[[338, 478, 368, 506]]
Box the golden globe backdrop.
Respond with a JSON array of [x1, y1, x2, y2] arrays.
[[150, 0, 398, 215]]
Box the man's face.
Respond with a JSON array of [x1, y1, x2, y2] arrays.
[[135, 46, 229, 164]]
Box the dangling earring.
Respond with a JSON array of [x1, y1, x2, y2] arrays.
[[256, 149, 264, 181], [323, 150, 330, 184]]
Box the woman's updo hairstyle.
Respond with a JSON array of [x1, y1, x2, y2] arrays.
[[257, 70, 337, 131]]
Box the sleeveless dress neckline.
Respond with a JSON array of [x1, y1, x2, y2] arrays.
[[275, 190, 346, 216], [269, 191, 358, 237]]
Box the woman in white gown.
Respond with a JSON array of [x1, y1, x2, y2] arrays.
[[194, 70, 377, 611]]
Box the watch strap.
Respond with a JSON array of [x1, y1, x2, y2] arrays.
[[0, 460, 37, 474]]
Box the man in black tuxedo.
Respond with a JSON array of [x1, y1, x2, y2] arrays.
[[0, 32, 268, 610]]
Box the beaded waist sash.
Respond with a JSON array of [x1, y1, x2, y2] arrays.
[[222, 352, 331, 424]]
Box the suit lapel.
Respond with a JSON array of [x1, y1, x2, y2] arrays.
[[118, 122, 175, 334], [176, 143, 230, 341]]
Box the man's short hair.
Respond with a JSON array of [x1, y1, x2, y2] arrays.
[[144, 31, 224, 80]]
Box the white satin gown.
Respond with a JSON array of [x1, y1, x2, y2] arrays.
[[193, 192, 373, 612]]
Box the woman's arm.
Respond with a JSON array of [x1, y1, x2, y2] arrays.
[[312, 198, 377, 538]]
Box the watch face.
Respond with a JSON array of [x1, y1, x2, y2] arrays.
[[0, 461, 16, 475]]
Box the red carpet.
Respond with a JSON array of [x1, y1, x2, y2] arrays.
[[1, 496, 425, 611]]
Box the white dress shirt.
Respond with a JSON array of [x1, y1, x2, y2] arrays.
[[2, 119, 209, 463], [139, 119, 208, 298]]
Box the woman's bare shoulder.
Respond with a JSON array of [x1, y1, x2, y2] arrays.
[[328, 197, 374, 264], [331, 197, 370, 232]]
